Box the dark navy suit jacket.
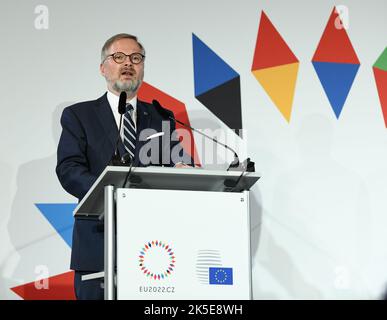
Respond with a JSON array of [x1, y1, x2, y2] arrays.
[[56, 93, 188, 271]]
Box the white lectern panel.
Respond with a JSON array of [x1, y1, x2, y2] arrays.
[[116, 188, 251, 300]]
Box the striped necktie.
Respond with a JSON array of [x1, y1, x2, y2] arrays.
[[123, 104, 136, 158]]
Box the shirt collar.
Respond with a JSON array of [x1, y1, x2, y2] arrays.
[[107, 90, 137, 114]]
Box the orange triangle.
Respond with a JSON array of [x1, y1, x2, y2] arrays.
[[312, 7, 360, 64], [253, 62, 299, 122], [252, 11, 298, 70]]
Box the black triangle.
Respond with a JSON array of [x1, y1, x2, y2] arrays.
[[196, 76, 242, 136]]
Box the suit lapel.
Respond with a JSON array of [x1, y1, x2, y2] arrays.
[[94, 93, 126, 156], [94, 95, 153, 165]]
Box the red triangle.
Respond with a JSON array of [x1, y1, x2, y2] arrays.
[[138, 82, 201, 166], [373, 67, 387, 127], [312, 7, 360, 64], [252, 11, 298, 70], [11, 271, 76, 300]]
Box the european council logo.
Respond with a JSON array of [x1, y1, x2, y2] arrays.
[[209, 267, 233, 285]]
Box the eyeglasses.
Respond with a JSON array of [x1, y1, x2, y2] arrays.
[[104, 52, 145, 64]]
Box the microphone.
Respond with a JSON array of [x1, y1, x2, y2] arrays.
[[109, 91, 132, 166], [152, 100, 254, 172], [118, 91, 127, 114]]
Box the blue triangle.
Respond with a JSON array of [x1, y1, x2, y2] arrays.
[[192, 33, 239, 97], [35, 203, 76, 248], [312, 62, 360, 118]]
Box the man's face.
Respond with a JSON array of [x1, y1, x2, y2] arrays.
[[100, 38, 145, 97]]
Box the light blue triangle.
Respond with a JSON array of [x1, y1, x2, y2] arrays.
[[193, 33, 239, 97], [313, 61, 360, 118], [35, 203, 76, 248]]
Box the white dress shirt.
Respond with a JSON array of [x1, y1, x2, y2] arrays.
[[107, 90, 137, 140]]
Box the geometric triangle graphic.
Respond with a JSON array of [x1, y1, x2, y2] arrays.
[[312, 61, 360, 118], [193, 33, 239, 97], [252, 62, 299, 122], [373, 47, 387, 71], [251, 11, 299, 122], [373, 65, 387, 127], [196, 76, 242, 135], [138, 81, 201, 165], [312, 7, 360, 64], [312, 6, 360, 118], [11, 271, 76, 300], [35, 203, 76, 249], [252, 11, 298, 70]]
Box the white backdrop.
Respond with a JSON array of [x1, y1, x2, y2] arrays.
[[1, 0, 387, 299]]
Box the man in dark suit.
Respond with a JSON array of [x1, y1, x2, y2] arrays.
[[56, 33, 191, 300]]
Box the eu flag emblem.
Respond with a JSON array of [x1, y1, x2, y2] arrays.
[[209, 267, 233, 285]]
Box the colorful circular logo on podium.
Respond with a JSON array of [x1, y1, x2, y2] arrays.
[[138, 240, 176, 280]]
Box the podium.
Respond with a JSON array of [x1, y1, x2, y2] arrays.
[[74, 166, 260, 300]]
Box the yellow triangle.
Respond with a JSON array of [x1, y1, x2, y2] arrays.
[[253, 62, 299, 122]]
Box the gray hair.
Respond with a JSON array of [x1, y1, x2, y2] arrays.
[[101, 33, 145, 62]]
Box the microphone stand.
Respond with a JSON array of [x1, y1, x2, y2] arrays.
[[152, 100, 254, 172]]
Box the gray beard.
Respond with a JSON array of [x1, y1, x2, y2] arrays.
[[112, 79, 142, 96]]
